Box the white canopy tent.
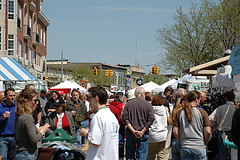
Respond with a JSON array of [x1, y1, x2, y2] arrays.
[[50, 80, 87, 94], [127, 81, 162, 94], [170, 74, 195, 89], [127, 80, 177, 95], [159, 79, 177, 90]]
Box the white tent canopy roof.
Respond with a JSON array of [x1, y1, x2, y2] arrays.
[[51, 80, 87, 93], [127, 80, 177, 95], [159, 79, 177, 90], [170, 74, 195, 89]]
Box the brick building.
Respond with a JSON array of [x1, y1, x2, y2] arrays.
[[0, 0, 49, 80]]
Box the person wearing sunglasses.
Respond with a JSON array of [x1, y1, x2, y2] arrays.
[[45, 97, 75, 137], [15, 88, 50, 159], [45, 91, 61, 115]]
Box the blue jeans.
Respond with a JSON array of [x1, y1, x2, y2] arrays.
[[15, 150, 37, 160], [218, 131, 231, 160], [81, 136, 86, 145], [126, 130, 149, 160], [172, 137, 181, 160], [181, 147, 207, 160], [76, 128, 82, 149], [0, 136, 17, 160]]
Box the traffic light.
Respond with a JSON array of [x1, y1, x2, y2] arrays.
[[155, 66, 159, 74], [46, 74, 48, 81], [94, 67, 97, 75], [109, 69, 113, 77], [152, 66, 155, 75], [105, 69, 109, 77]]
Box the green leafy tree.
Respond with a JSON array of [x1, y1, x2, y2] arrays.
[[143, 72, 169, 85], [71, 65, 114, 87], [156, 0, 240, 76], [206, 0, 240, 50]]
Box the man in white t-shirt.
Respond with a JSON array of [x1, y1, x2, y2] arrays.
[[80, 86, 119, 160]]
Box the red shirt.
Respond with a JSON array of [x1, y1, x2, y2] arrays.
[[55, 113, 70, 134]]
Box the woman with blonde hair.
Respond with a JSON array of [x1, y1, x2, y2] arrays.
[[172, 90, 211, 160], [170, 96, 186, 160], [15, 88, 50, 159]]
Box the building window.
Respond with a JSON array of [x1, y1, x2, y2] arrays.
[[32, 49, 36, 64], [0, 0, 2, 10], [18, 40, 21, 58], [8, 35, 14, 56], [8, 0, 14, 20], [0, 27, 2, 50], [29, 15, 31, 29], [18, 6, 21, 28], [23, 44, 27, 64], [43, 29, 45, 46], [40, 27, 42, 44], [28, 47, 32, 63], [36, 53, 38, 65]]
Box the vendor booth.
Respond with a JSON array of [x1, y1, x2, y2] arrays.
[[0, 57, 37, 92], [229, 44, 240, 101], [49, 80, 87, 94], [127, 80, 177, 95], [127, 81, 162, 95], [168, 74, 209, 92]]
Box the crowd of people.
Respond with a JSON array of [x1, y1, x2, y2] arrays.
[[0, 84, 240, 160]]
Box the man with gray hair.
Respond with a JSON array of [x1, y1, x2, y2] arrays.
[[176, 88, 187, 99], [122, 87, 154, 159]]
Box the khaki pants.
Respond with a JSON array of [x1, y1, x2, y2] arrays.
[[147, 141, 166, 160]]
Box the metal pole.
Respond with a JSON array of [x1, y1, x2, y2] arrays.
[[135, 39, 137, 66], [61, 51, 63, 82]]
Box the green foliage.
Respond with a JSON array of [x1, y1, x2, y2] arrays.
[[207, 0, 240, 50], [71, 65, 111, 86], [143, 72, 169, 85], [156, 0, 240, 76]]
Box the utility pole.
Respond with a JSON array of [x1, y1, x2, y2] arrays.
[[61, 51, 63, 82], [135, 39, 137, 66]]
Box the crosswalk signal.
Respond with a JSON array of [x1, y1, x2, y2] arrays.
[[110, 70, 113, 77], [152, 66, 155, 75], [105, 69, 109, 77], [155, 66, 159, 74], [94, 68, 97, 75]]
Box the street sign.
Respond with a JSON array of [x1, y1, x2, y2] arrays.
[[81, 81, 88, 88]]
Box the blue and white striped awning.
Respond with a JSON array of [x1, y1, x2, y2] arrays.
[[0, 57, 36, 81]]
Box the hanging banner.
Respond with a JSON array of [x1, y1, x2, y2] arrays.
[[126, 75, 131, 92], [229, 44, 240, 75]]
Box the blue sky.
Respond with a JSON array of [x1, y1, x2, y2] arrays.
[[42, 0, 210, 74]]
